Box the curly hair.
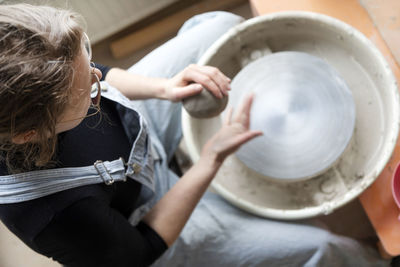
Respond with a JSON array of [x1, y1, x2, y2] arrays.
[[0, 4, 85, 173]]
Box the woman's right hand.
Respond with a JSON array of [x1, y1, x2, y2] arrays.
[[200, 93, 263, 169]]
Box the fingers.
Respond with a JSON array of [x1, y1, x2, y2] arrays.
[[233, 93, 255, 128], [223, 107, 233, 125], [197, 66, 231, 96], [186, 70, 222, 98], [173, 83, 203, 101], [183, 65, 230, 99]]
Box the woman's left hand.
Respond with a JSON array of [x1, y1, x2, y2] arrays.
[[163, 64, 231, 102], [200, 93, 263, 167]]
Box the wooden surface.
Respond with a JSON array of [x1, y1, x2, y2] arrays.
[[250, 0, 400, 256], [361, 0, 400, 66], [110, 0, 247, 59]]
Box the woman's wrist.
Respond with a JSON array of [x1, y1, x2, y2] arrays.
[[153, 77, 169, 100], [197, 152, 223, 177], [105, 68, 169, 100]]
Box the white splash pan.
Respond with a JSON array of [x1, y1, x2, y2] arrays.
[[182, 11, 400, 220]]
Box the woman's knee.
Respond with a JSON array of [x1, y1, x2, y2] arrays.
[[207, 11, 244, 28], [178, 11, 244, 35]]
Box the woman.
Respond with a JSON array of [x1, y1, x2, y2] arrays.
[[0, 3, 389, 267]]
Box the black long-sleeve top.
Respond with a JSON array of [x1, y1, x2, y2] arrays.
[[0, 65, 168, 267]]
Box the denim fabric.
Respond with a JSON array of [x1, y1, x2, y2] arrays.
[[0, 158, 126, 203]]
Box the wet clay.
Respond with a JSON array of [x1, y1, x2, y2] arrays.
[[183, 88, 228, 118], [182, 12, 399, 219]]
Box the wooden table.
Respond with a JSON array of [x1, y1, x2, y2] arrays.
[[250, 0, 400, 257]]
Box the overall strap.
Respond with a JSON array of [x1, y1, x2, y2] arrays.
[[102, 86, 157, 192], [0, 158, 127, 204]]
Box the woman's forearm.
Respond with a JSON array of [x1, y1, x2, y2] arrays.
[[105, 64, 232, 102], [105, 67, 168, 100], [141, 93, 261, 247], [142, 156, 221, 247]]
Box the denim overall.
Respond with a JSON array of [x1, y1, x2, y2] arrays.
[[0, 12, 389, 267]]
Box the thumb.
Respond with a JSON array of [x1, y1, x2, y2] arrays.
[[176, 83, 203, 100]]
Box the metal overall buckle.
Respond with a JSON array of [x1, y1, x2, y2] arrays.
[[94, 160, 115, 185]]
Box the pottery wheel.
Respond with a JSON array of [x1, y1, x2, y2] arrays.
[[229, 51, 356, 181]]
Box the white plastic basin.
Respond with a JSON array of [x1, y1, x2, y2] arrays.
[[182, 11, 399, 220]]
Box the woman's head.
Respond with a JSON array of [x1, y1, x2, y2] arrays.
[[0, 4, 92, 172]]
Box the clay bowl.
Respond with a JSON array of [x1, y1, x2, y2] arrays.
[[182, 11, 399, 219]]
